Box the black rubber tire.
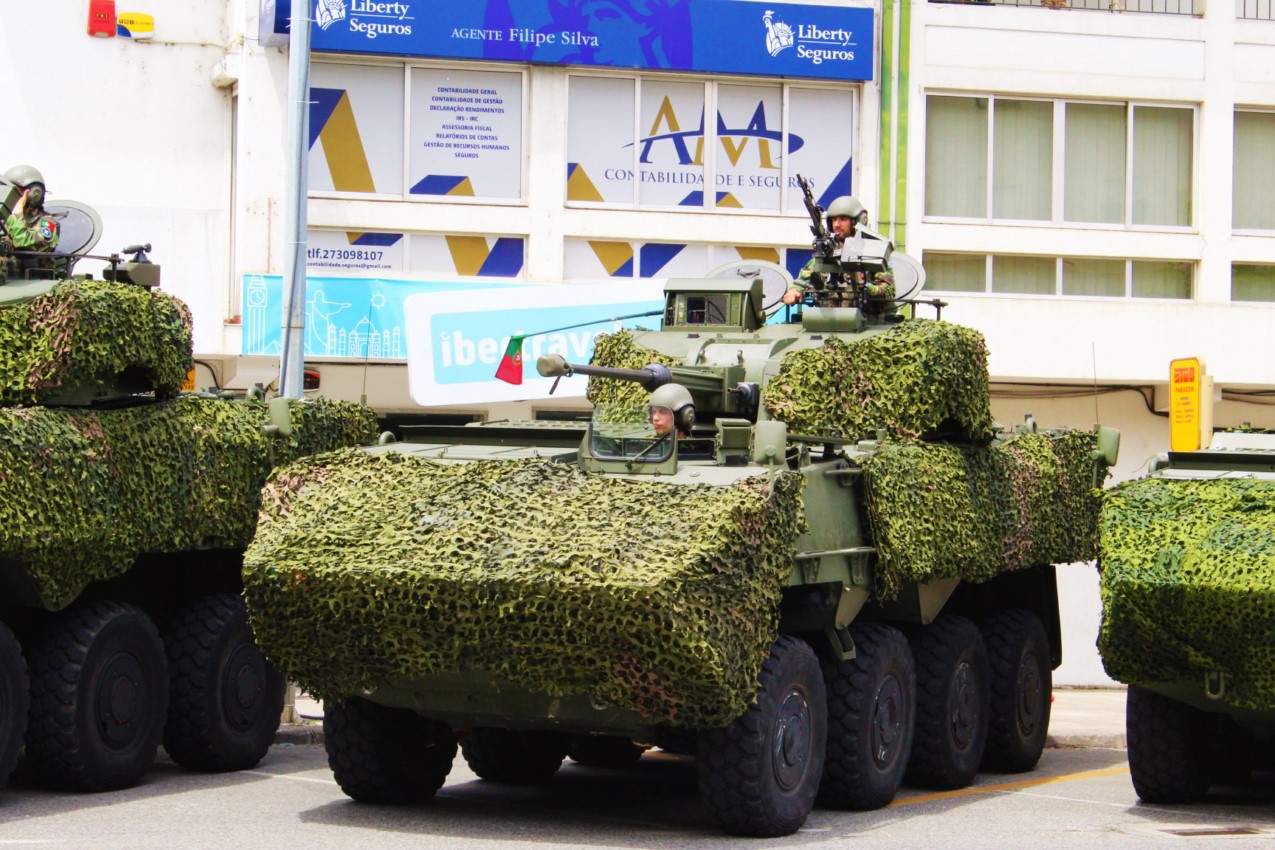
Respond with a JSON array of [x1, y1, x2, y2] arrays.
[[979, 609, 1051, 774], [819, 623, 915, 810], [0, 621, 28, 789], [1126, 685, 1214, 804], [162, 593, 286, 772], [697, 635, 827, 837], [459, 728, 567, 783], [905, 615, 990, 790], [24, 600, 168, 792], [566, 734, 647, 768], [324, 696, 456, 804]]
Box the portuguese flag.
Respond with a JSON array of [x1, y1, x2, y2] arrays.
[[494, 335, 526, 384]]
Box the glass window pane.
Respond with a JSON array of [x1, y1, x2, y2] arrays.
[[568, 76, 636, 205], [786, 87, 857, 214], [309, 63, 404, 196], [993, 100, 1052, 221], [926, 96, 987, 218], [922, 252, 986, 292], [409, 68, 522, 200], [992, 255, 1055, 294], [1232, 264, 1275, 303], [1133, 261, 1192, 299], [1133, 106, 1192, 226], [1234, 111, 1275, 230], [1064, 103, 1126, 223], [564, 238, 636, 280], [1063, 258, 1124, 297], [714, 84, 784, 211], [639, 80, 707, 207]]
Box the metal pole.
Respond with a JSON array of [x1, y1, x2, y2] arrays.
[[278, 1, 312, 399]]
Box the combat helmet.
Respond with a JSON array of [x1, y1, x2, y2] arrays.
[[649, 383, 696, 435], [826, 195, 867, 229], [4, 165, 46, 191]]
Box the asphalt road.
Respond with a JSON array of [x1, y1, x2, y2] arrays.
[[2, 745, 1274, 848]]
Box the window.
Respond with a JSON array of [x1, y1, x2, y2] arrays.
[[564, 239, 811, 282], [926, 95, 1194, 227], [1234, 111, 1275, 231], [307, 229, 525, 280], [567, 75, 857, 213], [309, 62, 526, 201], [1233, 264, 1275, 303], [924, 252, 1193, 299]]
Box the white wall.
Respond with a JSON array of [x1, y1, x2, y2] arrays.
[[0, 2, 235, 353]]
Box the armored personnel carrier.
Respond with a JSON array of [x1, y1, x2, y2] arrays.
[[243, 258, 1117, 836], [1099, 378, 1275, 803], [0, 180, 378, 793]]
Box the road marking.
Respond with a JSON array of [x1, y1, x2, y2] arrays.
[[890, 765, 1131, 807], [242, 770, 337, 786]]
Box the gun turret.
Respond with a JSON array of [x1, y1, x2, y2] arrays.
[[538, 353, 760, 421]]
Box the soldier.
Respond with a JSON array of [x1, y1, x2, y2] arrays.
[[649, 384, 695, 438], [783, 195, 895, 312], [4, 164, 60, 257]]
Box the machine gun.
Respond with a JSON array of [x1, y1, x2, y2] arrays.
[[795, 174, 895, 311]]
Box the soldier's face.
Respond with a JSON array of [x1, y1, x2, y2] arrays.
[[830, 216, 852, 237], [650, 406, 674, 436]]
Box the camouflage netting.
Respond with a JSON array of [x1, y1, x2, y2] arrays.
[[0, 279, 193, 404], [861, 431, 1101, 600], [1098, 478, 1275, 710], [586, 329, 681, 409], [586, 322, 994, 442], [1, 395, 377, 609], [763, 322, 994, 441], [242, 453, 805, 729]]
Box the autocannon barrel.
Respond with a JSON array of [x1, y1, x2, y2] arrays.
[[537, 353, 672, 390]]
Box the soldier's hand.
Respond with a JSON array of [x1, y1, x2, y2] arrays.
[[782, 288, 802, 305], [11, 191, 25, 216]]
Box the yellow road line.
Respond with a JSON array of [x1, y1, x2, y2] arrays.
[[890, 765, 1131, 807]]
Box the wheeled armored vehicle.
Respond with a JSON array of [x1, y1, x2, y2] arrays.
[[244, 253, 1119, 835], [0, 179, 377, 793]]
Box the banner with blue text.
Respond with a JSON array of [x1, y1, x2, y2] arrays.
[[305, 0, 874, 82]]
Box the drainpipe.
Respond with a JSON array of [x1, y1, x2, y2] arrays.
[[877, 0, 911, 252]]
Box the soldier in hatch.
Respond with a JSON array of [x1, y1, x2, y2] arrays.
[[782, 195, 895, 313], [2, 165, 60, 281]]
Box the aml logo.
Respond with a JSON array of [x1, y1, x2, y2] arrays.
[[763, 10, 795, 57], [315, 0, 347, 30]]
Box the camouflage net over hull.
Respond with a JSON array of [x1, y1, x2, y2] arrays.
[[586, 330, 681, 410], [1098, 478, 1275, 710], [0, 279, 193, 404], [243, 453, 805, 729], [763, 322, 994, 442], [861, 431, 1101, 600], [0, 396, 377, 609]]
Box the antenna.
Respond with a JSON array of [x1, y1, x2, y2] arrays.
[[359, 302, 373, 407]]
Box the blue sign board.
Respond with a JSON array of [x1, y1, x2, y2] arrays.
[[300, 0, 874, 82]]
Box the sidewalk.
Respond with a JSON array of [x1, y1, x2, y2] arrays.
[[275, 686, 1128, 749]]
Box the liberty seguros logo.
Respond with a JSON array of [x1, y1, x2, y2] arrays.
[[762, 10, 795, 57], [762, 8, 858, 67], [315, 0, 347, 30]]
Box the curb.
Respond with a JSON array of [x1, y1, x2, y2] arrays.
[[275, 724, 325, 745], [1046, 733, 1126, 750], [274, 726, 1128, 750]]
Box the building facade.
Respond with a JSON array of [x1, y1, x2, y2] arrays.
[[5, 0, 1275, 682]]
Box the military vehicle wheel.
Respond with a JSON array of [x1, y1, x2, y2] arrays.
[[162, 593, 285, 772], [1210, 716, 1254, 786], [0, 621, 28, 789], [460, 729, 567, 783], [24, 600, 168, 791], [325, 696, 456, 803], [567, 734, 647, 768], [697, 635, 827, 837], [818, 623, 914, 810], [979, 609, 1051, 773], [1126, 685, 1214, 803], [905, 615, 989, 790]]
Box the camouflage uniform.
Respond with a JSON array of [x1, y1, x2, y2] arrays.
[[788, 256, 896, 314], [6, 205, 59, 253]]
